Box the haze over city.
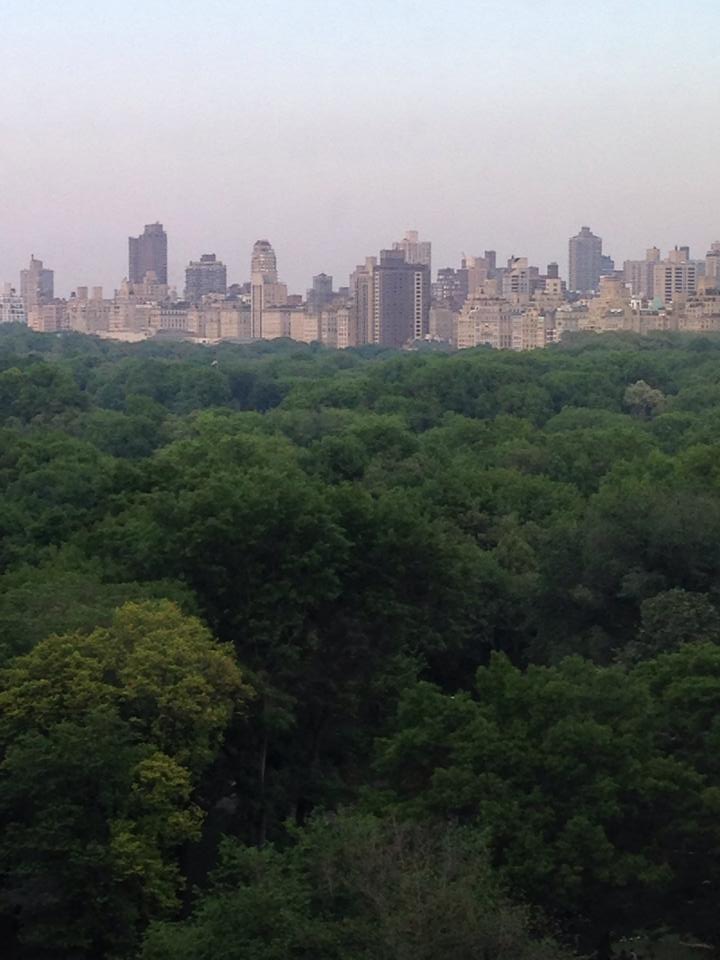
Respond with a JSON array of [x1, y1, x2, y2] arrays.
[[2, 0, 719, 293]]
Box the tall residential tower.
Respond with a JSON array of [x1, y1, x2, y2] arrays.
[[250, 240, 287, 338], [185, 254, 227, 302], [393, 230, 432, 275], [129, 223, 168, 285], [371, 249, 430, 346], [20, 256, 54, 314], [568, 226, 602, 294]]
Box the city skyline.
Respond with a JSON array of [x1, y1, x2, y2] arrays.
[[1, 0, 719, 294], [7, 226, 720, 351], [2, 225, 718, 301]]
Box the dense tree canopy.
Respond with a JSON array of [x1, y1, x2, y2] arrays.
[[142, 813, 570, 960], [3, 325, 720, 958]]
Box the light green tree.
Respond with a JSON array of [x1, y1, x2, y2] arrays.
[[0, 601, 248, 959]]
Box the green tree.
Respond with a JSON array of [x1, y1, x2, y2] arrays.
[[623, 379, 666, 419], [142, 813, 571, 960], [0, 560, 197, 665], [372, 655, 710, 955], [622, 588, 720, 662], [634, 642, 720, 944], [0, 601, 247, 959]]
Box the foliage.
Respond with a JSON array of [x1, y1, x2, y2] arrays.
[[142, 813, 570, 960], [0, 601, 247, 958], [372, 654, 720, 953], [3, 327, 720, 955]]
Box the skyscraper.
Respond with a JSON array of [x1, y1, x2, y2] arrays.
[[307, 273, 334, 312], [600, 254, 616, 276], [371, 249, 430, 346], [463, 255, 490, 298], [250, 239, 278, 281], [393, 230, 432, 275], [623, 247, 660, 299], [433, 267, 468, 310], [654, 247, 698, 303], [250, 240, 286, 339], [350, 258, 376, 345], [129, 223, 168, 284], [568, 226, 602, 294], [185, 254, 227, 302], [706, 242, 720, 287], [20, 256, 54, 314], [502, 256, 538, 299]]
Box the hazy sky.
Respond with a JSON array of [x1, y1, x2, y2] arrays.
[[1, 0, 719, 295]]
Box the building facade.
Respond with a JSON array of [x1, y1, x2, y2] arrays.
[[568, 226, 602, 293], [27, 301, 68, 333], [129, 222, 168, 284], [623, 248, 660, 300], [455, 284, 513, 350], [512, 307, 546, 351], [393, 230, 432, 274], [20, 256, 54, 314], [371, 249, 430, 346], [502, 256, 537, 300], [350, 258, 376, 345], [320, 302, 355, 349], [0, 284, 27, 324], [654, 249, 698, 304], [306, 273, 334, 313], [250, 240, 287, 338], [66, 287, 112, 333], [705, 242, 720, 288], [185, 254, 227, 302]]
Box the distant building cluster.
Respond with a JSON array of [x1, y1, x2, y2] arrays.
[[3, 225, 720, 349]]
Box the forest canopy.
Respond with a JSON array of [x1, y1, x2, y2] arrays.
[[2, 325, 720, 959]]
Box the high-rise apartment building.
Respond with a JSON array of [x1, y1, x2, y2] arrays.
[[568, 226, 602, 293], [512, 307, 547, 351], [624, 247, 661, 300], [350, 258, 376, 345], [463, 255, 490, 298], [600, 254, 616, 276], [289, 309, 321, 344], [185, 254, 227, 302], [65, 286, 112, 333], [129, 223, 168, 284], [20, 256, 54, 314], [429, 305, 457, 344], [350, 251, 429, 347], [393, 230, 432, 274], [433, 267, 468, 310], [654, 248, 698, 304], [455, 283, 513, 350], [502, 256, 538, 299], [0, 283, 26, 324], [320, 301, 355, 349], [306, 273, 334, 312], [27, 301, 68, 333], [371, 249, 430, 346], [706, 242, 720, 288], [250, 240, 287, 338], [250, 239, 278, 281]]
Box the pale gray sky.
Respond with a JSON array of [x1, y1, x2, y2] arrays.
[[1, 0, 718, 295]]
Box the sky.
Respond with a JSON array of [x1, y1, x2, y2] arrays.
[[1, 0, 719, 295]]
